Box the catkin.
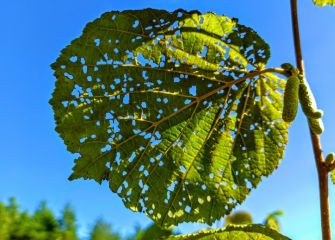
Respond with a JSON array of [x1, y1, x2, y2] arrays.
[[282, 76, 300, 122], [308, 118, 324, 135], [299, 78, 323, 119]]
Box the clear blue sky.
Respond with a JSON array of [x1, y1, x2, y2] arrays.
[[1, 0, 335, 239]]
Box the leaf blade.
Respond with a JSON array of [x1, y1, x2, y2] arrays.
[[313, 0, 335, 6], [50, 9, 288, 227], [166, 224, 291, 240]]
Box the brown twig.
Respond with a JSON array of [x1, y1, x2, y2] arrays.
[[290, 0, 331, 239]]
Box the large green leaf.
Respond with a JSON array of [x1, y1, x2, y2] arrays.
[[50, 9, 288, 227], [134, 223, 173, 240], [166, 225, 290, 240], [313, 0, 335, 6]]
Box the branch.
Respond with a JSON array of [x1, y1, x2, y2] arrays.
[[290, 0, 331, 239], [265, 67, 289, 76]]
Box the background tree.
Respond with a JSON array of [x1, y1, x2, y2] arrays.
[[126, 223, 173, 240], [0, 198, 176, 240], [0, 201, 11, 239], [0, 197, 288, 239], [30, 201, 61, 240], [89, 218, 121, 240], [59, 204, 78, 240]]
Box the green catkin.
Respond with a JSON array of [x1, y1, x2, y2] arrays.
[[282, 76, 300, 122], [308, 118, 324, 135], [325, 152, 335, 165], [310, 109, 323, 119], [299, 78, 323, 119]]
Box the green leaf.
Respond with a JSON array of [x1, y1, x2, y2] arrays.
[[313, 0, 335, 6], [50, 9, 288, 227], [89, 219, 121, 240], [331, 170, 335, 185], [166, 225, 290, 240], [264, 211, 283, 233], [136, 223, 173, 240]]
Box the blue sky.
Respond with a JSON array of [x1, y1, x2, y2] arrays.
[[0, 0, 335, 239]]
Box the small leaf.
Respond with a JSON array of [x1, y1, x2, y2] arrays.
[[264, 210, 284, 233], [313, 0, 335, 6], [331, 170, 335, 185], [166, 224, 291, 240], [50, 9, 288, 227]]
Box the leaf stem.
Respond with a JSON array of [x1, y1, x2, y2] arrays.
[[265, 67, 288, 76], [290, 0, 331, 239]]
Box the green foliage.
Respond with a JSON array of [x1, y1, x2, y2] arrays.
[[0, 198, 81, 240], [166, 224, 290, 240], [59, 204, 79, 240], [223, 210, 283, 233], [0, 198, 60, 240], [0, 198, 39, 240], [0, 198, 163, 240], [127, 223, 173, 240], [224, 211, 253, 226], [0, 202, 11, 239], [282, 76, 299, 123], [264, 211, 283, 233], [331, 170, 335, 185], [30, 201, 61, 240], [89, 219, 121, 240], [329, 153, 335, 185], [51, 8, 288, 227], [313, 0, 335, 6]]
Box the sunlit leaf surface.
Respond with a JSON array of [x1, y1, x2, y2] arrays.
[[50, 9, 288, 227], [166, 224, 290, 240], [313, 0, 335, 6], [331, 170, 335, 185]]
